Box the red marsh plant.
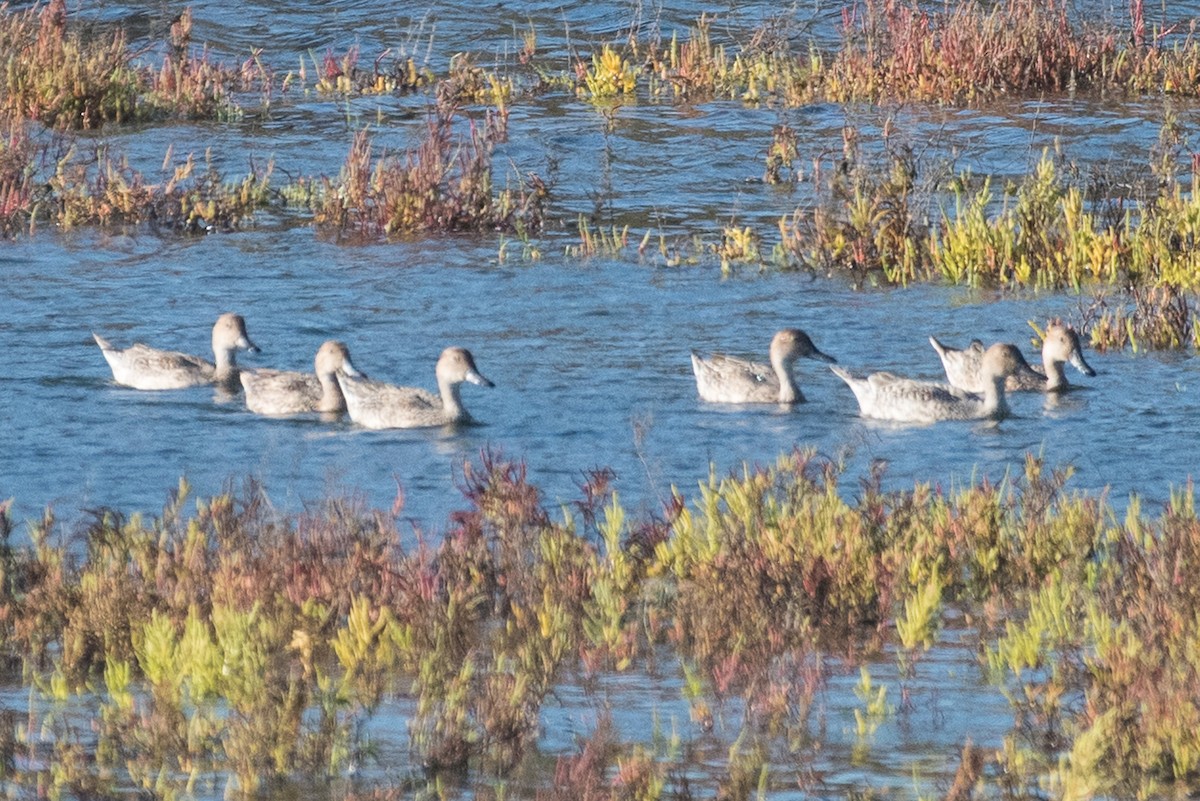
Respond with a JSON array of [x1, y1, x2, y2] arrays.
[[536, 713, 626, 801], [0, 109, 271, 236], [651, 450, 894, 712], [0, 482, 416, 794], [763, 122, 801, 186], [0, 110, 43, 236], [1083, 488, 1200, 788], [313, 108, 546, 238], [408, 454, 640, 772], [639, 15, 821, 104], [0, 0, 138, 129], [307, 45, 433, 96], [928, 149, 1200, 297], [143, 8, 273, 121], [823, 0, 1120, 104], [571, 1, 1200, 107], [777, 131, 931, 285], [770, 139, 1200, 328], [986, 487, 1200, 798], [438, 53, 515, 109]]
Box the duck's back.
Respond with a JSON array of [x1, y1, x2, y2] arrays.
[[339, 375, 449, 429], [870, 374, 979, 421], [240, 369, 321, 415], [691, 352, 776, 403], [834, 365, 981, 423], [95, 336, 215, 390], [932, 337, 1044, 393], [931, 338, 986, 392]]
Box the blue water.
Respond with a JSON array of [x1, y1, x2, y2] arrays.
[[4, 224, 1197, 532]]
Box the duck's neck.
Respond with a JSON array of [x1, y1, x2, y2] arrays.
[[438, 376, 468, 422], [316, 372, 344, 413], [981, 376, 1009, 418], [213, 347, 238, 383], [1041, 352, 1068, 391], [773, 359, 804, 404]]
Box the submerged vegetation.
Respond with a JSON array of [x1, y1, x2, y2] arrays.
[[2, 452, 1200, 798]]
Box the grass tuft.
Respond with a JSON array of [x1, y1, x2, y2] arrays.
[[312, 109, 546, 238], [0, 3, 268, 129]]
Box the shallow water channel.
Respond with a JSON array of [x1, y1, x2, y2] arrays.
[[4, 0, 1200, 798]]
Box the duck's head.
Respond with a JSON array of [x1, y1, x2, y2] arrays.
[[1042, 322, 1096, 377], [981, 342, 1029, 381], [771, 328, 836, 366], [437, 347, 494, 388], [314, 340, 362, 379], [213, 313, 260, 354]]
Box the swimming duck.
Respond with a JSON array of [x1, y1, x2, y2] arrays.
[[930, 321, 1095, 393], [690, 328, 836, 404], [337, 346, 493, 429], [831, 342, 1027, 423], [93, 312, 259, 390], [240, 340, 363, 416]]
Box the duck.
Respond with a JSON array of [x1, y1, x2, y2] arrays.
[[930, 321, 1095, 393], [240, 340, 363, 416], [337, 346, 493, 429], [831, 342, 1027, 423], [93, 312, 259, 390], [690, 328, 836, 404]]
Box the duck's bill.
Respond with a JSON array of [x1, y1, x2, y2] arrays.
[[239, 336, 261, 354], [1070, 352, 1096, 377], [809, 349, 837, 364], [466, 370, 494, 388], [341, 361, 364, 378]]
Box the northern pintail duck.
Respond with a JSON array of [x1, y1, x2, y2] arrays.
[[930, 321, 1095, 393], [240, 340, 363, 416], [337, 347, 493, 429], [93, 312, 259, 390], [691, 328, 836, 404], [832, 342, 1026, 423]]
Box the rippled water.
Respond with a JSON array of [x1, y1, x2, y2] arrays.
[[5, 0, 1200, 797], [8, 226, 1200, 531]]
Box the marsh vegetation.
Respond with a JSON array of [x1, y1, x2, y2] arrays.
[[5, 1, 1200, 348], [3, 452, 1199, 799]]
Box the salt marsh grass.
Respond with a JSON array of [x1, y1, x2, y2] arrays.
[[2, 452, 1198, 797]]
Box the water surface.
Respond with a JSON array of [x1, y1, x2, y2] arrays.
[[4, 227, 1196, 530]]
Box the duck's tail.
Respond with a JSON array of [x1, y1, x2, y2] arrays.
[[829, 364, 855, 384], [92, 332, 115, 352], [928, 336, 947, 357]]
